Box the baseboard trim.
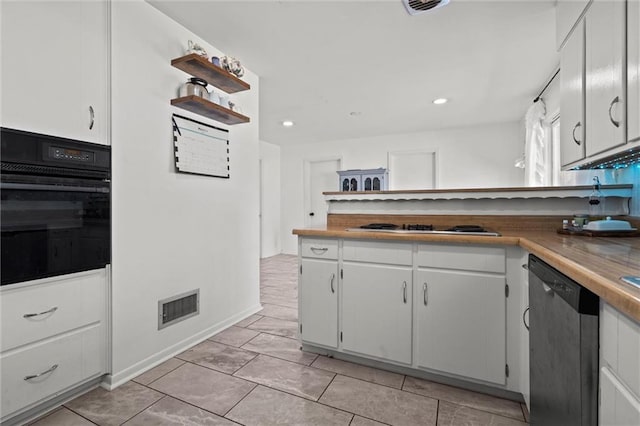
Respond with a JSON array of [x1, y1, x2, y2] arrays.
[[103, 303, 262, 390]]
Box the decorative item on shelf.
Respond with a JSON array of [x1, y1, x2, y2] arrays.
[[186, 40, 208, 58], [220, 56, 245, 78], [179, 77, 209, 99], [228, 101, 243, 114], [211, 56, 220, 67], [588, 176, 605, 219], [209, 90, 220, 105], [337, 168, 388, 192], [218, 95, 230, 108]]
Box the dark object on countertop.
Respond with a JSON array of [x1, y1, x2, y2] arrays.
[[404, 224, 434, 231], [557, 228, 640, 237], [445, 225, 487, 233], [359, 223, 398, 230]]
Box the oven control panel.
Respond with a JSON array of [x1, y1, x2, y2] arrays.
[[49, 146, 94, 163]]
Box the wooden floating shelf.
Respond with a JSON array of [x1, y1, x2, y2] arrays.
[[171, 95, 250, 125], [171, 54, 250, 94]]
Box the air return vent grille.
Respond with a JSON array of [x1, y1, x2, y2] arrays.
[[158, 289, 199, 330], [403, 0, 450, 15]]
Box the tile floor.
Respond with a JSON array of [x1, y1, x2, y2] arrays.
[[31, 254, 529, 426]]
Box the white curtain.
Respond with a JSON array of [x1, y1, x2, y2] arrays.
[[524, 100, 548, 186]]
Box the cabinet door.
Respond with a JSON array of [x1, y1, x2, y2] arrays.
[[299, 259, 338, 348], [342, 263, 412, 364], [415, 269, 506, 384], [600, 367, 640, 426], [556, 0, 591, 50], [0, 1, 108, 145], [585, 0, 626, 156], [560, 20, 586, 166], [629, 0, 640, 142]]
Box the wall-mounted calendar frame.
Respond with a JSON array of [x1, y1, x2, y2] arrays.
[[172, 114, 230, 178]]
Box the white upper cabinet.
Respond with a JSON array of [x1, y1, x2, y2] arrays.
[[0, 1, 109, 145], [629, 0, 640, 142], [560, 20, 586, 166], [556, 0, 592, 50], [585, 0, 626, 157]]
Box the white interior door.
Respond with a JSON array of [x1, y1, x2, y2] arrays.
[[305, 159, 340, 228], [388, 151, 436, 190]]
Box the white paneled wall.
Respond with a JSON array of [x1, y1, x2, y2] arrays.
[[110, 0, 260, 386]]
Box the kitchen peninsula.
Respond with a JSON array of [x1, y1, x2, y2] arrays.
[[293, 185, 640, 421]]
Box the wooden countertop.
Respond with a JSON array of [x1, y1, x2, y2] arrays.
[[292, 227, 640, 322]]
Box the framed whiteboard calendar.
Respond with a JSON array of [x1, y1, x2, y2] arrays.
[[172, 114, 230, 178]]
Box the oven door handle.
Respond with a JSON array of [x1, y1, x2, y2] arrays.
[[1, 182, 110, 193]]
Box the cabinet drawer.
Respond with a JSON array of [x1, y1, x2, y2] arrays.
[[0, 324, 105, 421], [416, 244, 505, 273], [601, 303, 640, 398], [301, 238, 338, 260], [0, 269, 106, 351], [343, 240, 412, 265]]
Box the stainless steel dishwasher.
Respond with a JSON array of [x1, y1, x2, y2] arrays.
[[529, 255, 599, 426]]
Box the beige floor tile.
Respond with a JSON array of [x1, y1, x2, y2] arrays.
[[248, 316, 298, 339], [234, 354, 335, 400], [350, 416, 389, 426], [132, 358, 185, 385], [241, 333, 317, 365], [402, 376, 524, 421], [311, 356, 404, 389], [64, 382, 163, 426], [234, 314, 263, 328], [319, 375, 437, 426], [209, 325, 260, 347], [148, 363, 256, 416], [437, 401, 528, 426], [226, 385, 353, 426], [123, 396, 235, 425], [29, 407, 94, 426], [259, 303, 298, 322], [176, 340, 257, 374], [260, 293, 298, 309]]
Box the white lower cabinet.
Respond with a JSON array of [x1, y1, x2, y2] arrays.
[[342, 262, 412, 364], [600, 301, 640, 425], [600, 367, 640, 426], [415, 269, 506, 384], [0, 269, 108, 423], [299, 258, 339, 348], [1, 325, 105, 418]]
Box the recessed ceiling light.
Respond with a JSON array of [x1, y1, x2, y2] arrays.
[[282, 120, 294, 127], [349, 111, 362, 116], [433, 98, 448, 105]]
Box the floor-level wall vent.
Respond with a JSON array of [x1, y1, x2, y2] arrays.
[[158, 289, 199, 330]]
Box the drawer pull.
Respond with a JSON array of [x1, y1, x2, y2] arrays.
[[423, 282, 428, 306], [523, 307, 530, 331], [24, 364, 58, 381], [310, 247, 328, 254], [402, 281, 407, 304], [23, 306, 58, 319], [330, 273, 336, 293]]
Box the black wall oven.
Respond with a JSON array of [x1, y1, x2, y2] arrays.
[[1, 128, 111, 286]]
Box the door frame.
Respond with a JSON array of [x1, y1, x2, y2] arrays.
[[303, 156, 342, 228], [387, 149, 439, 190]]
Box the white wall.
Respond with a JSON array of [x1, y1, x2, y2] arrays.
[[280, 122, 524, 253], [259, 140, 281, 257], [109, 0, 260, 386]]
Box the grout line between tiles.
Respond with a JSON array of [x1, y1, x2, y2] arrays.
[[58, 406, 100, 426], [435, 399, 439, 426], [219, 382, 259, 420]]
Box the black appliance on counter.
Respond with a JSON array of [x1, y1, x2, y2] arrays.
[[1, 128, 111, 286], [528, 255, 599, 426]]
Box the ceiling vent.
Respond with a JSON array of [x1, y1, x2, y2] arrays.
[[403, 0, 450, 16]]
